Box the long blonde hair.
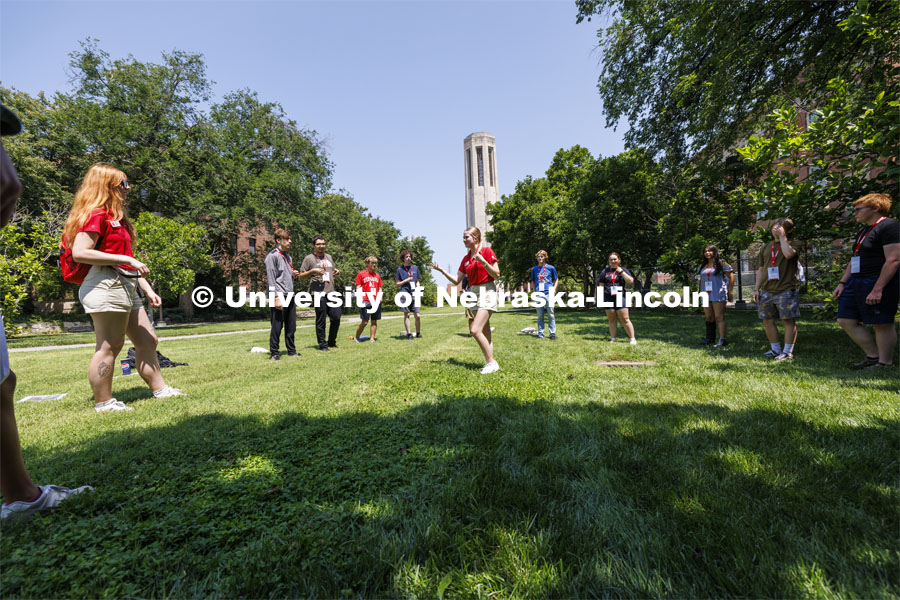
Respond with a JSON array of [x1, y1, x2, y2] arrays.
[[63, 163, 133, 245]]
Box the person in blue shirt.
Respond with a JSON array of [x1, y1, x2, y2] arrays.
[[395, 249, 422, 339], [697, 245, 734, 347], [531, 250, 558, 339]]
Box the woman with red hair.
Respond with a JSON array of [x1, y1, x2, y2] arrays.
[[65, 163, 181, 412]]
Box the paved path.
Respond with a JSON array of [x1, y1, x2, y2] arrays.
[[9, 310, 511, 353]]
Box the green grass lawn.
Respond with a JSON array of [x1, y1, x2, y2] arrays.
[[2, 308, 897, 598]]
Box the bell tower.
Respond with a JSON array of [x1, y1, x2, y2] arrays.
[[463, 132, 499, 244]]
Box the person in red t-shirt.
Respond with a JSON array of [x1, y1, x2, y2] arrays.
[[353, 256, 383, 342], [431, 227, 501, 374], [64, 163, 182, 413]]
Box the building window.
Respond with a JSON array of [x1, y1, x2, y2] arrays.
[[488, 146, 495, 187], [248, 238, 257, 255], [806, 110, 823, 129], [466, 149, 472, 189], [476, 146, 485, 187]]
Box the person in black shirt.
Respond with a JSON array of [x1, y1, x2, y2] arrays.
[[597, 252, 637, 344], [833, 193, 900, 370]]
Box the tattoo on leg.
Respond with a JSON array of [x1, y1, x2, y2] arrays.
[[98, 362, 111, 377]]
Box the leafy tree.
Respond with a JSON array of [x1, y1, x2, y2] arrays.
[[575, 0, 897, 162], [133, 213, 213, 321]]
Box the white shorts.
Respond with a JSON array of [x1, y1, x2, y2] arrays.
[[79, 266, 142, 313], [469, 281, 498, 313], [1, 314, 9, 384]]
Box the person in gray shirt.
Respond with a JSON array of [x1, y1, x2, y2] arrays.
[[299, 235, 341, 350], [264, 228, 300, 360]]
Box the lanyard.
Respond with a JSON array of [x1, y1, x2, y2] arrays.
[[854, 216, 886, 255], [317, 255, 328, 270], [608, 269, 618, 285], [539, 266, 547, 282], [277, 250, 292, 268], [404, 265, 415, 281], [704, 266, 714, 282], [770, 242, 780, 266]]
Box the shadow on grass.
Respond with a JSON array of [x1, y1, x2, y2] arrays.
[[2, 396, 897, 598]]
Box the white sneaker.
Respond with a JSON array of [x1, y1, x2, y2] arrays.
[[152, 386, 182, 398], [480, 361, 500, 374], [1, 484, 93, 522], [609, 338, 617, 343], [94, 398, 132, 412], [630, 338, 637, 345]]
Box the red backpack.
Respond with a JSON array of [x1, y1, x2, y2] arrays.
[[59, 217, 108, 285]]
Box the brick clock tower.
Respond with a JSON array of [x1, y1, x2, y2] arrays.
[[463, 132, 499, 245]]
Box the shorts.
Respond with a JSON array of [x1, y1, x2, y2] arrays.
[[600, 291, 628, 311], [836, 275, 899, 325], [469, 281, 498, 313], [1, 314, 10, 384], [359, 305, 382, 321], [79, 266, 142, 313], [396, 290, 421, 313], [757, 288, 800, 320]]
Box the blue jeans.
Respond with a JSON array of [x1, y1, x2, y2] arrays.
[[536, 293, 555, 336]]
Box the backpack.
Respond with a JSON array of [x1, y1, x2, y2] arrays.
[[125, 348, 188, 369], [60, 217, 108, 285]]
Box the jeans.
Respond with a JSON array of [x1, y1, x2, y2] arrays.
[[269, 298, 296, 356], [536, 293, 555, 336]]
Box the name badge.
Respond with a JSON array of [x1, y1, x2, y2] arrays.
[[323, 272, 331, 283], [850, 256, 860, 274], [768, 266, 780, 280], [109, 220, 121, 227], [704, 281, 713, 292]]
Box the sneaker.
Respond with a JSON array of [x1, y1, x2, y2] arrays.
[[774, 352, 793, 362], [327, 342, 337, 348], [609, 338, 617, 343], [1, 484, 94, 522], [286, 352, 302, 357], [864, 362, 893, 371], [763, 349, 779, 358], [549, 334, 556, 340], [270, 354, 280, 361], [714, 339, 728, 347], [700, 338, 713, 345], [94, 398, 132, 412], [370, 338, 376, 343], [416, 333, 422, 338], [629, 338, 637, 345], [490, 327, 495, 332], [480, 361, 500, 374], [406, 333, 414, 340], [319, 346, 330, 351], [152, 386, 183, 398], [352, 337, 361, 344], [851, 356, 879, 370], [537, 334, 545, 339]]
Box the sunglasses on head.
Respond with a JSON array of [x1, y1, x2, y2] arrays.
[[120, 180, 130, 190]]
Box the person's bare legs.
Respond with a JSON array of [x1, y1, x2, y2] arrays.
[[125, 308, 165, 393], [703, 305, 716, 338], [762, 318, 780, 343], [414, 313, 421, 335], [873, 323, 898, 365], [782, 318, 797, 347], [618, 308, 635, 339], [471, 309, 494, 363], [403, 312, 411, 336], [1, 370, 40, 504], [713, 302, 727, 339], [606, 310, 618, 339], [370, 321, 377, 339], [355, 319, 369, 339], [88, 311, 130, 405], [837, 318, 879, 358]]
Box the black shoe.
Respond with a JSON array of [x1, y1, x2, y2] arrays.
[[851, 356, 879, 370], [700, 338, 713, 345], [406, 333, 414, 340], [286, 352, 301, 357], [327, 343, 337, 349], [270, 354, 280, 361], [318, 346, 329, 352], [549, 334, 556, 340], [416, 333, 422, 338]]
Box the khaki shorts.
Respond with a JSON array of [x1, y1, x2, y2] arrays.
[[79, 266, 142, 313], [469, 282, 499, 313]]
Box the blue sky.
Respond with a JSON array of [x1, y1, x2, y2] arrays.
[[1, 0, 625, 271]]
